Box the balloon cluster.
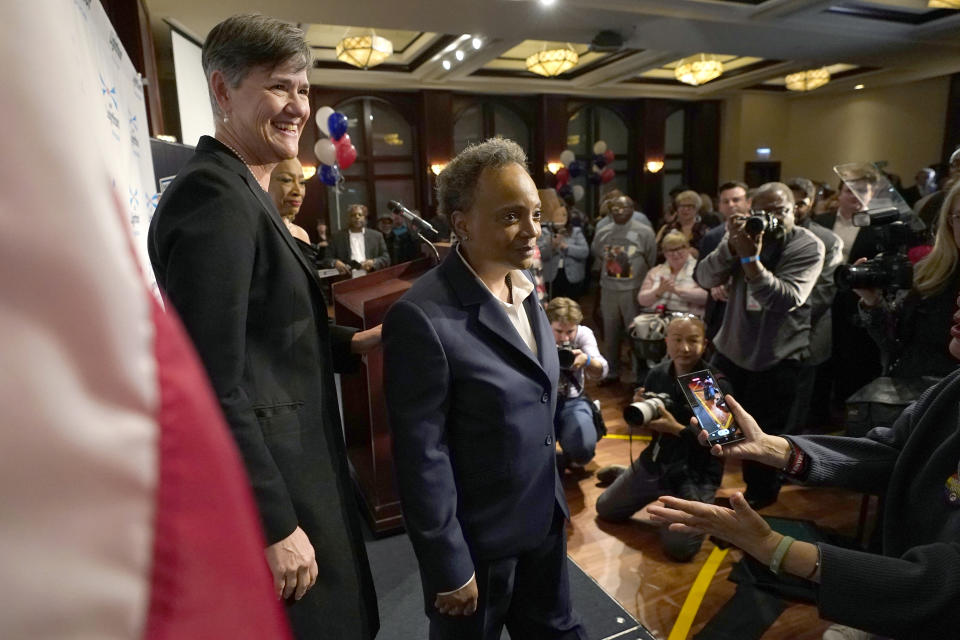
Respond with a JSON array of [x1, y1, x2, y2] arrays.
[[553, 140, 615, 203], [312, 105, 357, 187]]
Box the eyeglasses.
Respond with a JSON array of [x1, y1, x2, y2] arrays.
[[750, 206, 792, 217], [676, 203, 698, 210]]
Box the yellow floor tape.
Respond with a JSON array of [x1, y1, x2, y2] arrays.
[[667, 546, 730, 640], [603, 433, 651, 441]]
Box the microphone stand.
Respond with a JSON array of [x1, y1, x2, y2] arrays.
[[418, 231, 440, 265]]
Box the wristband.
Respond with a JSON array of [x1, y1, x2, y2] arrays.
[[805, 544, 822, 580], [740, 255, 759, 264], [585, 354, 591, 368], [769, 535, 795, 576]]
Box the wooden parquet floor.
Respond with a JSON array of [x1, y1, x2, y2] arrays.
[[563, 293, 869, 640]]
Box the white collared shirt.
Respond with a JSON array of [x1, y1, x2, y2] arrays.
[[349, 230, 366, 263], [832, 212, 859, 263], [456, 244, 538, 357]]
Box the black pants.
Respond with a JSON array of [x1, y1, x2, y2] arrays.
[[428, 507, 586, 640], [710, 353, 802, 504]]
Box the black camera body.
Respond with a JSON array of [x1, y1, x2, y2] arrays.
[[557, 342, 576, 370], [835, 207, 924, 292], [744, 211, 780, 236], [623, 391, 674, 426]]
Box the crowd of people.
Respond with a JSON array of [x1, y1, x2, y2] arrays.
[[11, 10, 960, 640]]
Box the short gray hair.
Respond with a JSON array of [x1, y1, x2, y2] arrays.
[[202, 14, 311, 117], [437, 137, 528, 215]]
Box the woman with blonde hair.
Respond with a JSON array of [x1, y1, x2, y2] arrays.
[[637, 230, 708, 317], [855, 180, 960, 378]]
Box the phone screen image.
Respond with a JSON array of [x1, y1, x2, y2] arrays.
[[676, 370, 743, 446]]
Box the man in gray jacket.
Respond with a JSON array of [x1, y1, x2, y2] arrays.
[[695, 182, 824, 508], [591, 195, 656, 385]]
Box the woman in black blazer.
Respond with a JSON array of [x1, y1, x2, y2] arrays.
[[148, 15, 378, 640]]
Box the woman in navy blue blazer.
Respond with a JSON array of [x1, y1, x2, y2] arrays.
[[384, 138, 586, 640]]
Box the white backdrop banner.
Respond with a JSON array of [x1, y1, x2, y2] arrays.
[[69, 0, 159, 295]]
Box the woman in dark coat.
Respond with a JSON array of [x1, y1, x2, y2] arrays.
[[148, 14, 379, 639]]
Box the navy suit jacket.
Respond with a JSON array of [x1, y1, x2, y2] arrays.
[[383, 250, 568, 596]]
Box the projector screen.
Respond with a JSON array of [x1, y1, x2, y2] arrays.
[[171, 29, 214, 147]]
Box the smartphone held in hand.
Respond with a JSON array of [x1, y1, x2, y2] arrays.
[[677, 369, 744, 446]]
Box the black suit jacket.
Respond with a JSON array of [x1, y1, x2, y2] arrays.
[[331, 227, 390, 271], [383, 250, 568, 596], [148, 136, 378, 639]]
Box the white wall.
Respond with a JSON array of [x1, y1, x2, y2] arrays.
[[719, 76, 950, 187]]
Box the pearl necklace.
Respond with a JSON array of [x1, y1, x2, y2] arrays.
[[218, 138, 266, 190]]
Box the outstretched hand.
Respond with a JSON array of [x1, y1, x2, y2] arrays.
[[647, 492, 779, 561]]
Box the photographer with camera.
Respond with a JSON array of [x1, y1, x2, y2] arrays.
[[539, 205, 590, 300], [695, 182, 824, 509], [546, 297, 608, 472], [852, 181, 960, 379], [595, 315, 732, 561], [815, 177, 885, 414]]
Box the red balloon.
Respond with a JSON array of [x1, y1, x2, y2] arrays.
[[334, 132, 352, 148], [337, 143, 358, 170], [556, 167, 570, 184], [600, 167, 615, 184], [604, 149, 615, 164]]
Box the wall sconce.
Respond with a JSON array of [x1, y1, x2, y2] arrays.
[[645, 160, 664, 174], [546, 162, 563, 174], [430, 162, 447, 176], [301, 165, 317, 180]]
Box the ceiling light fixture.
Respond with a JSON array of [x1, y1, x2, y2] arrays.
[[854, 84, 865, 90], [674, 54, 724, 86], [928, 1, 960, 7], [645, 160, 664, 174], [442, 59, 451, 70], [785, 67, 831, 92], [539, 0, 557, 5], [472, 37, 483, 50], [455, 50, 465, 61], [526, 43, 579, 77], [336, 29, 394, 69]]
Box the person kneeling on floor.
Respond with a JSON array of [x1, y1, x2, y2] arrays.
[[548, 297, 609, 472], [596, 315, 732, 562]]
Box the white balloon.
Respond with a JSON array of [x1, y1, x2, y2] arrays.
[[314, 138, 337, 166], [572, 184, 585, 203], [315, 106, 335, 136], [559, 149, 575, 166], [593, 140, 608, 155]]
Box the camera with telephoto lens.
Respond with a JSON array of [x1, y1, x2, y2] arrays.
[[744, 210, 781, 236], [623, 392, 674, 426], [557, 342, 576, 370], [834, 207, 924, 292]]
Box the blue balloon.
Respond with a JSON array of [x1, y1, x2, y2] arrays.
[[587, 171, 602, 185], [593, 154, 607, 169], [328, 112, 349, 141], [566, 160, 582, 178], [319, 163, 340, 186], [558, 184, 573, 198]]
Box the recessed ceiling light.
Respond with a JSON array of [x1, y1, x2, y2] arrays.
[[442, 59, 451, 70], [472, 37, 482, 50], [540, 0, 557, 5], [455, 50, 465, 61], [854, 84, 864, 90]]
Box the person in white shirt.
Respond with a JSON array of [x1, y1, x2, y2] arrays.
[[547, 297, 609, 471], [331, 204, 390, 275]]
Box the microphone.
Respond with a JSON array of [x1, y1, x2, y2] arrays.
[[388, 200, 438, 240]]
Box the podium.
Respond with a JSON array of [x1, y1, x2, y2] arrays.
[[332, 257, 437, 534]]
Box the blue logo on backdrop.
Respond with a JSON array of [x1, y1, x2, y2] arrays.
[[100, 74, 121, 139], [129, 186, 140, 212], [129, 112, 140, 155]]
